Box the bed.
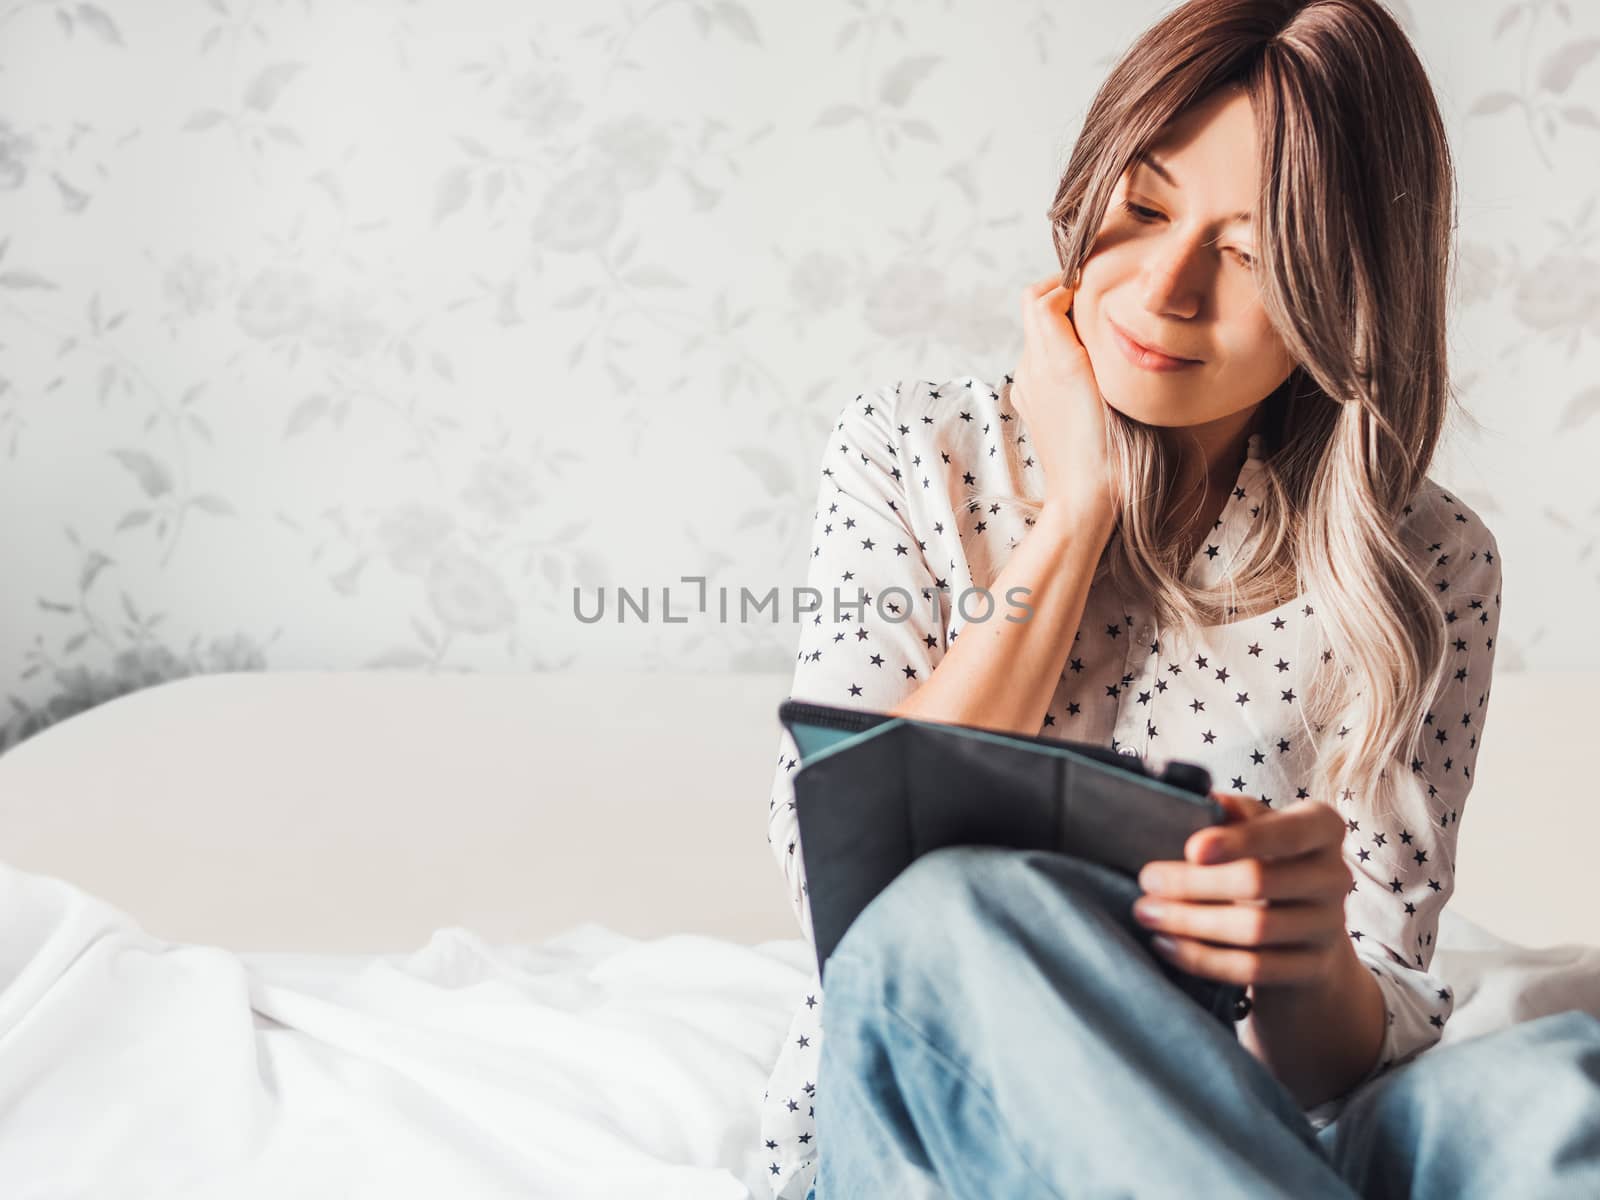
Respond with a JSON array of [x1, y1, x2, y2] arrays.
[[0, 668, 1595, 1197]]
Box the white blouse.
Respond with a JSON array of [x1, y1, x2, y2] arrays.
[[757, 376, 1503, 1199]]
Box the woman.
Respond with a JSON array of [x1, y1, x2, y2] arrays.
[[759, 1, 1600, 1196]]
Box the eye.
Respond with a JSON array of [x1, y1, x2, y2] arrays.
[[1122, 200, 1256, 269]]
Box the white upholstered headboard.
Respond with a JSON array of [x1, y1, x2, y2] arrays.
[[0, 669, 1589, 953]]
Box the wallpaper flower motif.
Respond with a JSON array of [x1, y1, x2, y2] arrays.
[[0, 0, 1596, 753]]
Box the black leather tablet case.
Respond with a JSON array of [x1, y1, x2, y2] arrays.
[[779, 698, 1227, 984]]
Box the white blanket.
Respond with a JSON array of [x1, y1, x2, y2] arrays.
[[0, 862, 815, 1199], [1, 861, 1596, 1199]]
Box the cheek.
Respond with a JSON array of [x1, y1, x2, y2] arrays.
[[1071, 291, 1104, 355], [1236, 321, 1293, 380], [1071, 270, 1103, 324]]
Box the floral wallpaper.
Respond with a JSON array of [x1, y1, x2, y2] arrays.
[[1, 0, 1597, 753]]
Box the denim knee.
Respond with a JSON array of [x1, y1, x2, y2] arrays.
[[1321, 1007, 1600, 1198], [1337, 1006, 1600, 1139], [1516, 1008, 1600, 1081], [828, 844, 1007, 981], [1550, 1008, 1600, 1046], [1424, 1008, 1600, 1086], [826, 845, 1133, 993]]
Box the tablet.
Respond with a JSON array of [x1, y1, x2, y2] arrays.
[[779, 698, 1228, 981]]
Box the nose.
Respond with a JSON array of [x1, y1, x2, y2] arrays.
[[1138, 239, 1204, 320]]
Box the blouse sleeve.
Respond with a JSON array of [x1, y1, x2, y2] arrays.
[[1342, 494, 1504, 1086], [765, 382, 948, 951]]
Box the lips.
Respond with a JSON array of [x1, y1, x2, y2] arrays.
[[1109, 318, 1198, 363], [1107, 317, 1202, 372]]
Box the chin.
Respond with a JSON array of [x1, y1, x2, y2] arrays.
[[1091, 368, 1191, 429], [1101, 398, 1191, 429]]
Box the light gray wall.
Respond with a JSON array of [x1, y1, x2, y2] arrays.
[[2, 0, 1597, 752]]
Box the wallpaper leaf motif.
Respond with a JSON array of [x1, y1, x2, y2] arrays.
[[0, 0, 1595, 754]]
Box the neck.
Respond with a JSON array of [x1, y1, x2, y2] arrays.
[[1161, 404, 1263, 505]]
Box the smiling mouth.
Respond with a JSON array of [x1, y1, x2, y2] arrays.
[[1108, 318, 1202, 371]]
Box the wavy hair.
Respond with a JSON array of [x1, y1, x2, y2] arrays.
[[969, 0, 1467, 822]]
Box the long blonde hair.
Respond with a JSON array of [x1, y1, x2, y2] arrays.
[[977, 0, 1462, 822]]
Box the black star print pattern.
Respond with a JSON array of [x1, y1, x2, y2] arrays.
[[757, 377, 1503, 1198], [1331, 484, 1503, 1084]]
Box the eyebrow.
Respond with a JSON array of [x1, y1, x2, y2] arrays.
[[1136, 152, 1253, 226]]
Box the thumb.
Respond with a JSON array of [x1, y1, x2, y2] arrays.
[[1183, 791, 1270, 865], [1212, 790, 1271, 824]]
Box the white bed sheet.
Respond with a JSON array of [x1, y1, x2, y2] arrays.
[[0, 860, 812, 1199], [2, 859, 1597, 1200]]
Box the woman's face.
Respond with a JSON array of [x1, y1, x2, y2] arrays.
[[1073, 87, 1297, 433]]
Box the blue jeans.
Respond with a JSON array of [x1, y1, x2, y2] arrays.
[[805, 845, 1600, 1199]]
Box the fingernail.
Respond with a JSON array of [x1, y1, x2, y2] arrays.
[[1151, 934, 1178, 955], [1133, 899, 1165, 923]]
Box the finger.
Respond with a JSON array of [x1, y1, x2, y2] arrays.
[[1147, 935, 1331, 987], [1187, 800, 1343, 866], [1034, 283, 1086, 338], [1138, 850, 1350, 903], [1213, 790, 1271, 823], [1132, 895, 1342, 950], [1024, 271, 1074, 301], [1020, 286, 1076, 352], [1184, 793, 1266, 863], [1034, 284, 1074, 311]]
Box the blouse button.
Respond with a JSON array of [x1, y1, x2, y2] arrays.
[[1118, 745, 1139, 757]]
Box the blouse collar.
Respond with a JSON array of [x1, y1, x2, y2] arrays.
[[1181, 432, 1268, 590]]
